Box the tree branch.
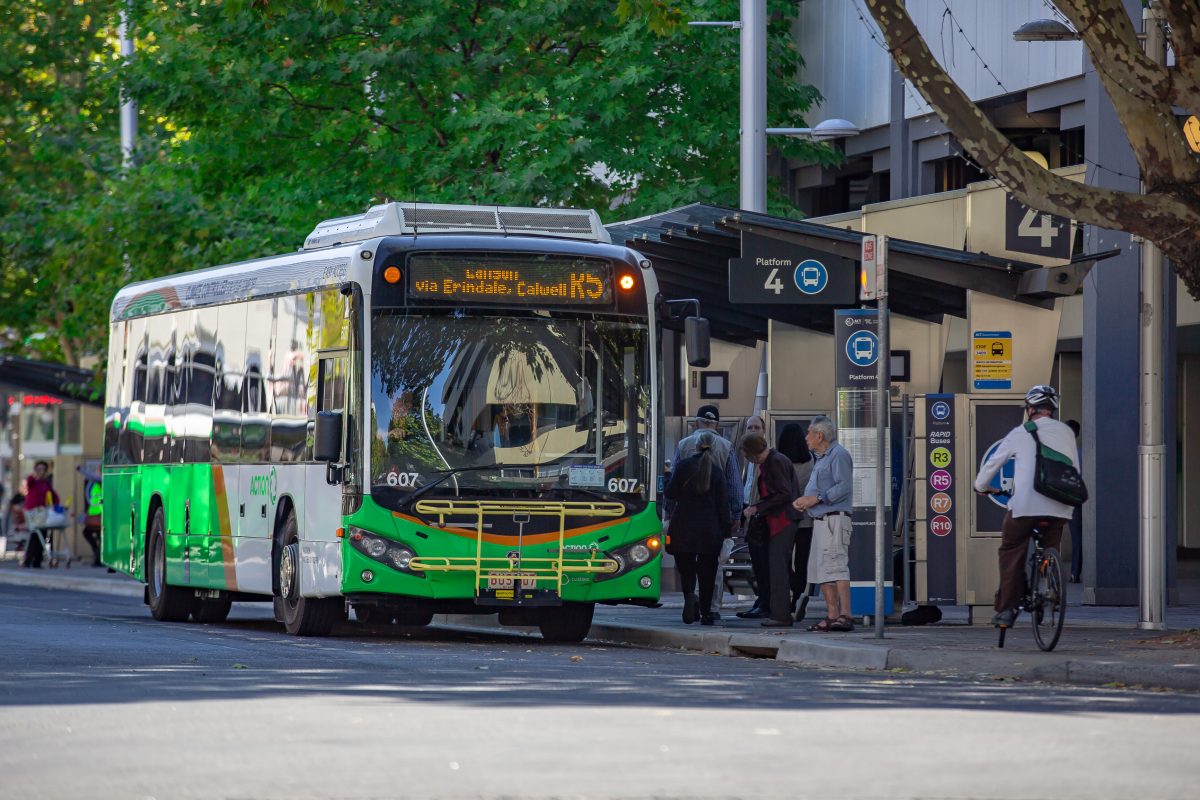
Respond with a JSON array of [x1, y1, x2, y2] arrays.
[[1052, 0, 1200, 187], [864, 0, 1200, 296]]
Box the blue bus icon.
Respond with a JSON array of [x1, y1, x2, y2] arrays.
[[794, 259, 828, 295], [845, 331, 878, 367]]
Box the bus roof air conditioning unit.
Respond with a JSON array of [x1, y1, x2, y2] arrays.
[[303, 202, 610, 249]]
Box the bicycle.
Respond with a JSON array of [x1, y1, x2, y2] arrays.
[[996, 517, 1066, 651]]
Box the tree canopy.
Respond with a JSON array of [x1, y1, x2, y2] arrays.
[[1, 0, 829, 366]]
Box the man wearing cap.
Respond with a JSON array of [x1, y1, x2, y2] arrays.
[[669, 405, 743, 617]]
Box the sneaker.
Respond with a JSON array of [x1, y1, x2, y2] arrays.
[[991, 608, 1018, 627], [682, 593, 698, 625], [700, 614, 716, 626], [708, 611, 720, 621]]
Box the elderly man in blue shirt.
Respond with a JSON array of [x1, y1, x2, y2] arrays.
[[791, 416, 855, 632]]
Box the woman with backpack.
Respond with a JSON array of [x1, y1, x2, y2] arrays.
[[663, 431, 731, 626]]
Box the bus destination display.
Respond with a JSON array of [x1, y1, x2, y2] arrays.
[[408, 253, 612, 305]]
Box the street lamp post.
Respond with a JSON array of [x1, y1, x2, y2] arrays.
[[1138, 2, 1167, 631], [740, 0, 767, 212], [119, 4, 137, 169], [689, 3, 859, 212]]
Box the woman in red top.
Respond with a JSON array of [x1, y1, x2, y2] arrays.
[[740, 434, 800, 628], [21, 461, 56, 568]]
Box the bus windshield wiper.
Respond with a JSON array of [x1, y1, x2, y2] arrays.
[[397, 465, 500, 511], [544, 485, 629, 510]]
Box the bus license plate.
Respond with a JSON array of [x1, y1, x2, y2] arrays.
[[487, 571, 537, 590]]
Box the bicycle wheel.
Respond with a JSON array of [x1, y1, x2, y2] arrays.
[[1031, 548, 1066, 651]]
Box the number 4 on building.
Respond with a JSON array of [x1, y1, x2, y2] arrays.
[[1018, 209, 1058, 249]]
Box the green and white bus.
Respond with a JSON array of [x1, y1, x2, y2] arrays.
[[103, 202, 708, 640]]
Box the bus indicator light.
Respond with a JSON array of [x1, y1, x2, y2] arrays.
[[383, 266, 401, 284], [618, 273, 636, 291]]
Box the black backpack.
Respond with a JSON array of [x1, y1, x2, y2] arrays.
[[1024, 421, 1088, 507]]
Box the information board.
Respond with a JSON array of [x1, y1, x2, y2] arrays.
[[408, 253, 612, 305]]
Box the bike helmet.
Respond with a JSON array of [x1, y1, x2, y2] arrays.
[[1024, 384, 1059, 410]]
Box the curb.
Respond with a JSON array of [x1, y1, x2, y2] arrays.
[[0, 569, 144, 598]]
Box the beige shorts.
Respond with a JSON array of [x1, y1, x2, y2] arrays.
[[808, 514, 852, 584]]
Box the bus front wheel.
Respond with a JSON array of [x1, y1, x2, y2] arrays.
[[147, 506, 191, 623], [537, 603, 594, 643], [275, 512, 339, 637]]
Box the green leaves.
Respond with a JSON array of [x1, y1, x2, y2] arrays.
[[2, 0, 829, 368]]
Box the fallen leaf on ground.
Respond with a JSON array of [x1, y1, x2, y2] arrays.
[[570, 655, 583, 662]]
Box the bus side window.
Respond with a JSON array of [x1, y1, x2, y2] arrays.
[[318, 356, 347, 414]]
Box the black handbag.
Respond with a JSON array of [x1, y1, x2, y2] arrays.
[[1024, 421, 1088, 507], [745, 513, 769, 544]]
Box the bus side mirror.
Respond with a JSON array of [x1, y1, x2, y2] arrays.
[[685, 317, 711, 368], [314, 411, 343, 463]]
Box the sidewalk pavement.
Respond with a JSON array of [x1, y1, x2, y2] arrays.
[[4, 556, 1198, 692]]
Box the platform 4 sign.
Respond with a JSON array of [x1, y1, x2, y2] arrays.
[[729, 230, 856, 305]]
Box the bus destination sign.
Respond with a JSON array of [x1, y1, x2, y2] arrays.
[[408, 253, 612, 305]]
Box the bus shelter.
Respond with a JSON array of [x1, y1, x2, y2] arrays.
[[607, 203, 1116, 616]]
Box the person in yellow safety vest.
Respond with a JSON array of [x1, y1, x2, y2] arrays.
[[81, 473, 103, 567]]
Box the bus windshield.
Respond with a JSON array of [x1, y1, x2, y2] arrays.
[[370, 312, 650, 511]]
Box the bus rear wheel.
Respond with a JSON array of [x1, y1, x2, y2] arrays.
[[147, 506, 191, 623], [537, 602, 594, 643], [276, 512, 340, 637]]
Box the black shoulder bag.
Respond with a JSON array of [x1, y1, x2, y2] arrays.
[[1024, 421, 1088, 507]]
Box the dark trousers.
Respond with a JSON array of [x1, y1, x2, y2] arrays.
[[22, 527, 45, 568], [747, 532, 771, 613], [767, 524, 797, 623], [83, 524, 102, 566], [676, 553, 720, 615], [995, 512, 1065, 612], [791, 525, 813, 605], [1069, 505, 1082, 581]]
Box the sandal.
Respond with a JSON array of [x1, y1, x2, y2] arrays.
[[807, 617, 837, 632], [829, 615, 855, 632]]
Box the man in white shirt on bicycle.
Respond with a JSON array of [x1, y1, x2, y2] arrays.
[[974, 385, 1080, 626]]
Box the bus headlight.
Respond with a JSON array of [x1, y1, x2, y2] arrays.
[[348, 528, 424, 578], [596, 536, 661, 581]]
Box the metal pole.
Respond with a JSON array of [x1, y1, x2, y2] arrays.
[[753, 346, 768, 414], [900, 393, 911, 605], [118, 5, 137, 170], [1139, 2, 1166, 630], [740, 0, 766, 212], [874, 240, 889, 638]]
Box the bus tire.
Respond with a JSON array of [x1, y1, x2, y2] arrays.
[[191, 597, 232, 624], [537, 602, 594, 643], [276, 511, 339, 637], [147, 506, 191, 622]]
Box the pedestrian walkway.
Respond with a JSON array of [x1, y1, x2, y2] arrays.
[[2, 556, 1197, 692]]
